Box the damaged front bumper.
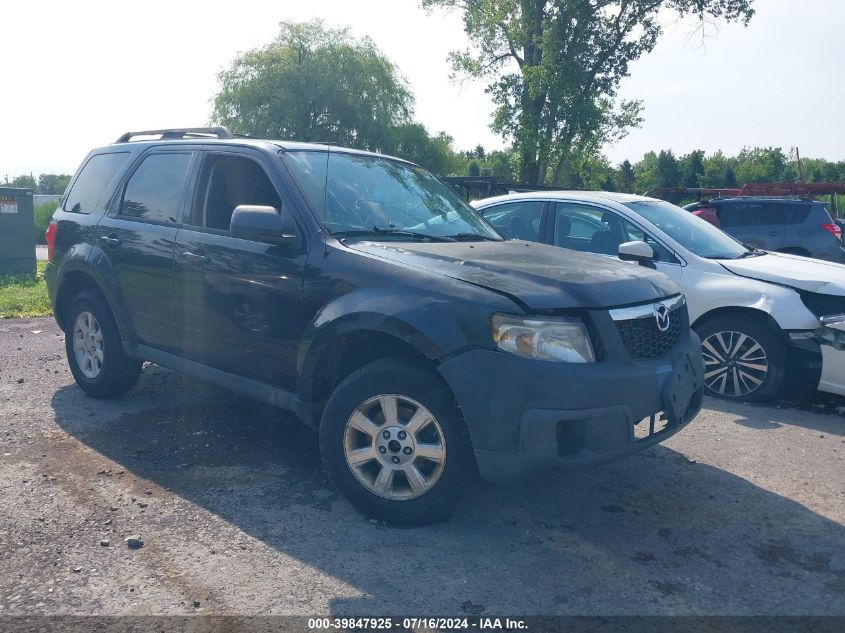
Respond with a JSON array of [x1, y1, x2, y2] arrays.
[[789, 315, 845, 396]]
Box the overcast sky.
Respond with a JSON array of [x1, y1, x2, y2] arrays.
[[1, 0, 843, 178]]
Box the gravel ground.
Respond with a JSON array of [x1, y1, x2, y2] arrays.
[[0, 317, 843, 616]]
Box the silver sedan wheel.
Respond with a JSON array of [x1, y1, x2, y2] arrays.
[[72, 311, 104, 379], [343, 394, 447, 501], [701, 330, 768, 397]]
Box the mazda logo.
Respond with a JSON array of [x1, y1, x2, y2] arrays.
[[654, 304, 671, 332]]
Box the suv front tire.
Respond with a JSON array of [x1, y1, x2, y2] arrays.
[[319, 358, 475, 524]]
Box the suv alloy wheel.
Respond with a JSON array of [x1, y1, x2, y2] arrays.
[[319, 357, 474, 524], [65, 291, 142, 399]]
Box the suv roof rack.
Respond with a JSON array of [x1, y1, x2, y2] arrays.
[[115, 127, 234, 143]]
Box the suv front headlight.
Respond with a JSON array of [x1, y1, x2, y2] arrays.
[[490, 313, 595, 363]]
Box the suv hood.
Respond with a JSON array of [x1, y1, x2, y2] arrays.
[[348, 240, 678, 310], [719, 252, 845, 296]]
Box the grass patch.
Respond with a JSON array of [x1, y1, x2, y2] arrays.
[[0, 261, 53, 318]]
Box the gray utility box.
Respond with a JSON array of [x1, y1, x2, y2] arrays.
[[0, 187, 36, 276]]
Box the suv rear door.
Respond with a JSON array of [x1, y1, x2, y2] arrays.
[[173, 148, 308, 389], [718, 200, 813, 251], [95, 148, 197, 352], [716, 201, 780, 249]]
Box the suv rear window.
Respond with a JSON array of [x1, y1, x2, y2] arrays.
[[119, 153, 192, 224], [63, 152, 130, 214], [719, 202, 809, 227]]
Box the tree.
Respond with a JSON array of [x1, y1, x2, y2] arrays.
[[656, 150, 681, 188], [680, 150, 705, 188], [423, 0, 754, 185], [10, 174, 36, 190], [212, 20, 413, 150], [484, 149, 517, 180], [618, 159, 635, 192], [388, 124, 462, 175], [700, 151, 736, 188], [37, 174, 71, 195], [733, 146, 787, 183], [634, 151, 659, 193]]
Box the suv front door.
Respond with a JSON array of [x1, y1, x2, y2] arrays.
[[173, 148, 308, 389], [96, 149, 196, 352]]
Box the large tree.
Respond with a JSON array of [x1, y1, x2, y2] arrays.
[[212, 20, 414, 150], [423, 0, 755, 185]]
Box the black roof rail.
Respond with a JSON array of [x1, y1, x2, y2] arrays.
[[114, 127, 234, 143]]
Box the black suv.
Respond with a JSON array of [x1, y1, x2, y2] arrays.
[[46, 127, 704, 523], [684, 197, 845, 262]]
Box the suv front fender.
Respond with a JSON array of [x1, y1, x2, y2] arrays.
[[295, 287, 512, 405]]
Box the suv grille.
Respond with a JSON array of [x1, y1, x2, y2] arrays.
[[610, 298, 684, 360]]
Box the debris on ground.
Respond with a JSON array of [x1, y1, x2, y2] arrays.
[[125, 535, 144, 549]]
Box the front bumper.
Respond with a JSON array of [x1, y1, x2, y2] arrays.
[[789, 323, 845, 396], [438, 330, 704, 483]]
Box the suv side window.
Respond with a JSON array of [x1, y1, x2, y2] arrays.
[[719, 203, 760, 227], [481, 201, 544, 241], [190, 154, 283, 231], [119, 153, 192, 224], [63, 152, 130, 214], [764, 203, 810, 224]]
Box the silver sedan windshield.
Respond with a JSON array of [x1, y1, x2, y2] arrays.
[[623, 199, 748, 259]]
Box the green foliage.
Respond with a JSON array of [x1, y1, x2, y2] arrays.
[[634, 151, 659, 193], [624, 146, 845, 194], [679, 150, 705, 188], [386, 124, 463, 175], [9, 174, 36, 190], [618, 160, 635, 193], [37, 174, 71, 195], [699, 151, 733, 188], [212, 20, 413, 150], [34, 201, 58, 244], [422, 0, 754, 185], [656, 150, 681, 188], [0, 261, 51, 318], [733, 147, 788, 184], [2, 173, 71, 194]]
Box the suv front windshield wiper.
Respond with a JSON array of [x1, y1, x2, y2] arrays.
[[332, 227, 455, 242]]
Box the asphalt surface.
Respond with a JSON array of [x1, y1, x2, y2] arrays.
[[1, 317, 843, 616]]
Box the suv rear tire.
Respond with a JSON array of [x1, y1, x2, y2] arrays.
[[695, 314, 785, 402], [319, 357, 474, 524], [65, 291, 142, 399]]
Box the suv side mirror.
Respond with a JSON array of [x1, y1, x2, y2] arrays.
[[230, 205, 298, 246], [618, 240, 656, 268]]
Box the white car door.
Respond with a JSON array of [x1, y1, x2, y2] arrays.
[[550, 201, 685, 287]]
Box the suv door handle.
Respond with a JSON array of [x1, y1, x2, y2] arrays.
[[101, 234, 121, 248], [180, 251, 210, 267]]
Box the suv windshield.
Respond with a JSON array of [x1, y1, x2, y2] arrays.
[[623, 199, 749, 259], [283, 150, 500, 241]]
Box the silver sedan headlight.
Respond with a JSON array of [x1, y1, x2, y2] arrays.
[[490, 314, 596, 363]]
